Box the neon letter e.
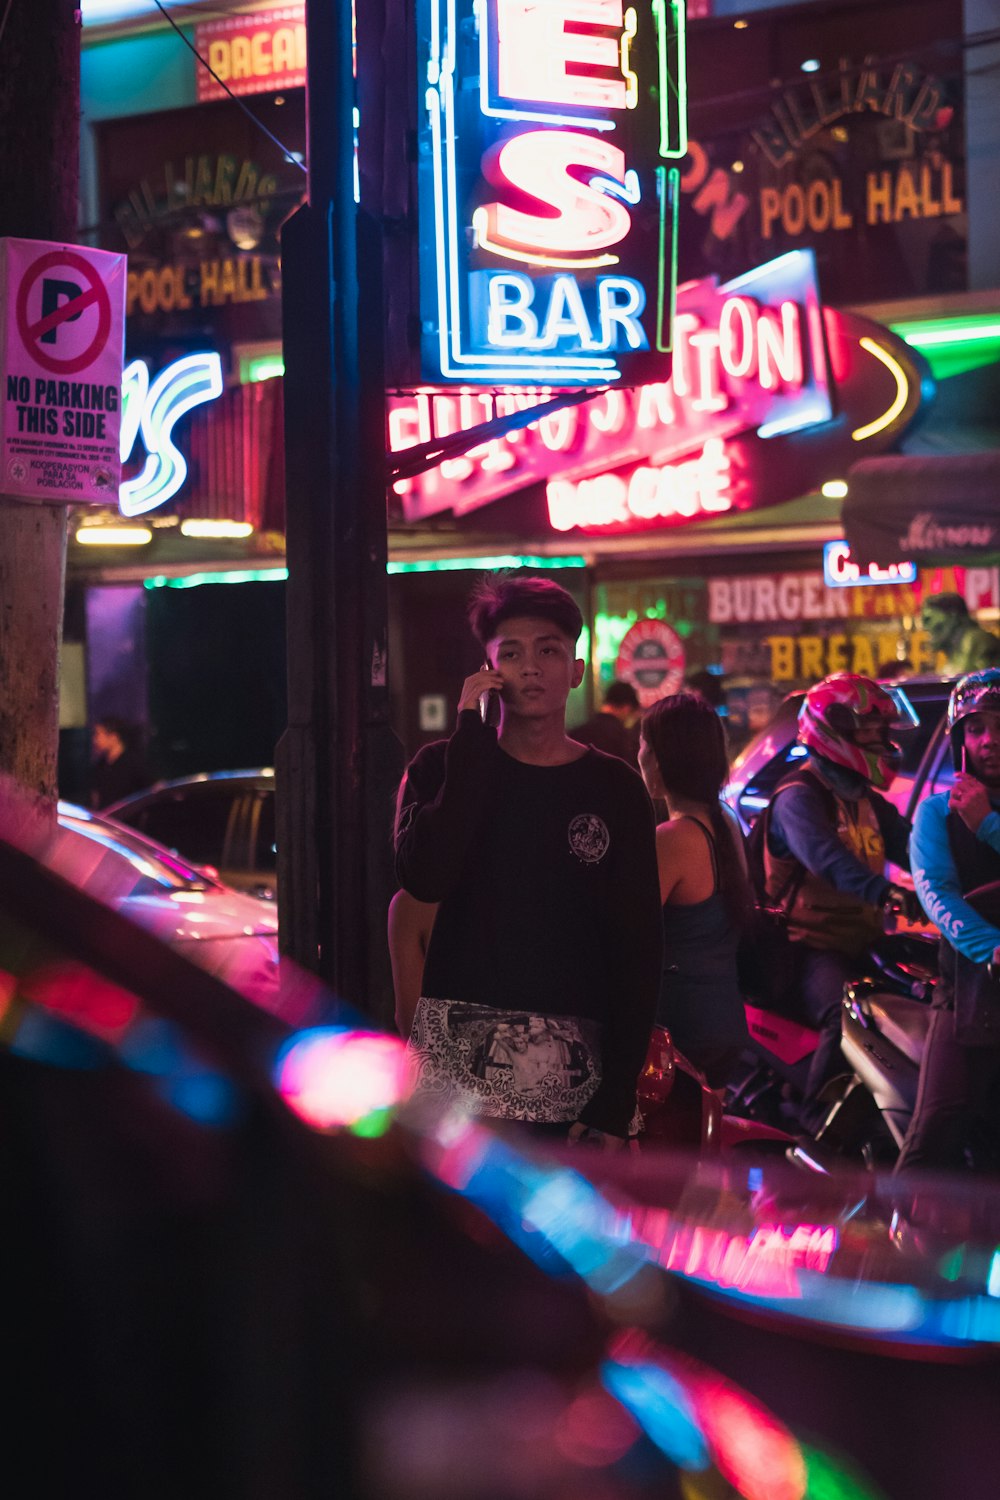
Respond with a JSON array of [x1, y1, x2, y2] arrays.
[[494, 0, 627, 114]]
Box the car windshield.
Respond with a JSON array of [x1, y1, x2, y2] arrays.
[[57, 804, 219, 895]]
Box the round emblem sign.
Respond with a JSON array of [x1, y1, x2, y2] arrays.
[[615, 619, 686, 708]]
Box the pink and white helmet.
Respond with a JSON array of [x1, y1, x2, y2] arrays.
[[797, 674, 913, 790]]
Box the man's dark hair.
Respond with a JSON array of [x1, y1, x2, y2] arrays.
[[468, 574, 583, 649], [604, 680, 639, 710]]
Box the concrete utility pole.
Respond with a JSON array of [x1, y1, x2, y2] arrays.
[[0, 0, 81, 803], [277, 0, 402, 1021]]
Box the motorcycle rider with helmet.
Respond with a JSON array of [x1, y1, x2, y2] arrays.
[[896, 670, 1000, 1171], [760, 673, 917, 1133]]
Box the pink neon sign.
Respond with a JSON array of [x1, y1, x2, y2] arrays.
[[626, 1203, 838, 1299], [391, 250, 829, 526], [390, 249, 925, 537]]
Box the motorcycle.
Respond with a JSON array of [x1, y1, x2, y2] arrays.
[[814, 883, 1000, 1174], [793, 936, 937, 1171], [639, 1023, 795, 1156], [726, 922, 939, 1165]]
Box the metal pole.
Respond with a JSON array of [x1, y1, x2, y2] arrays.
[[0, 0, 79, 805], [277, 0, 400, 1018]]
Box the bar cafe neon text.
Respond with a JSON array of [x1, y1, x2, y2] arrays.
[[418, 0, 687, 385]]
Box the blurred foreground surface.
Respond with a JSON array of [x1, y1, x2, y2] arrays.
[[3, 784, 1000, 1500]]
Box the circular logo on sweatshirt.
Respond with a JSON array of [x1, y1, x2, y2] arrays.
[[568, 814, 610, 865]]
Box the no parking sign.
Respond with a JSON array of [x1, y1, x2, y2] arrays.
[[0, 238, 125, 503]]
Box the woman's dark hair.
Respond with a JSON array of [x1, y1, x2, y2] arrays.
[[467, 574, 582, 650], [641, 691, 752, 928]]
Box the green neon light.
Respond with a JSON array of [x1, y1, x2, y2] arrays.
[[142, 557, 586, 589], [594, 602, 681, 668], [387, 554, 586, 574], [652, 0, 688, 159], [144, 568, 289, 589], [656, 165, 680, 352], [889, 315, 1000, 381], [244, 357, 286, 383], [891, 315, 1000, 346]]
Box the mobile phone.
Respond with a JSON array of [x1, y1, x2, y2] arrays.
[[479, 663, 501, 728], [962, 744, 968, 774]]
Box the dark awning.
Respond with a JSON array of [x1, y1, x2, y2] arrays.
[[843, 451, 1000, 565]]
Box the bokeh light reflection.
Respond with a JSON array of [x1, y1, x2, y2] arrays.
[[21, 960, 140, 1041], [553, 1388, 640, 1468], [800, 1443, 890, 1500], [608, 1334, 807, 1500], [420, 1113, 650, 1293], [276, 1026, 413, 1134], [601, 1357, 709, 1473]]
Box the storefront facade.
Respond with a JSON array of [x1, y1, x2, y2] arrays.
[[66, 0, 1000, 781]]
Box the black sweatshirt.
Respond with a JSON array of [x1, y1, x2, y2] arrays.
[[394, 711, 663, 1135]]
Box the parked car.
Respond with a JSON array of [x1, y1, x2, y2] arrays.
[[106, 768, 277, 902], [51, 801, 285, 1001], [725, 674, 957, 837]]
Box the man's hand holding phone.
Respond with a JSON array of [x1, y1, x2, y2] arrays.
[[459, 665, 503, 726]]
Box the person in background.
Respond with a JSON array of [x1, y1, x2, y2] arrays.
[[922, 592, 1000, 674], [89, 717, 151, 809], [394, 575, 662, 1146], [760, 674, 916, 1133], [638, 692, 753, 1089], [572, 680, 641, 766], [896, 671, 1000, 1171]]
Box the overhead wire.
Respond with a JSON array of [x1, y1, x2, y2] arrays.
[[120, 9, 999, 176], [148, 0, 307, 175]]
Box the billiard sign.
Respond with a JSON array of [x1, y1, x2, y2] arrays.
[[417, 0, 687, 386]]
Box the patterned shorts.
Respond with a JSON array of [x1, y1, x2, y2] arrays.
[[407, 998, 603, 1124]]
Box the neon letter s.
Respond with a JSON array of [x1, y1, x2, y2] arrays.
[[477, 131, 631, 263], [119, 353, 224, 517]]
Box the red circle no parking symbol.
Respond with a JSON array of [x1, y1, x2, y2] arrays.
[[15, 249, 112, 376]]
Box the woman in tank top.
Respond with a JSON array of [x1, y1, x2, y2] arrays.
[[638, 692, 753, 1089]]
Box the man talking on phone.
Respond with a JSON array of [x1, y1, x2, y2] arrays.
[[394, 575, 662, 1147]]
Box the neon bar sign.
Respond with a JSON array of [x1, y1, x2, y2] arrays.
[[118, 352, 223, 516], [823, 540, 917, 588], [392, 249, 834, 521], [418, 0, 687, 385]]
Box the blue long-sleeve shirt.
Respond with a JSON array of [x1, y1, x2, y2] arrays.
[[911, 794, 1000, 963]]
